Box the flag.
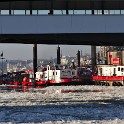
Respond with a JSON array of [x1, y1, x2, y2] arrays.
[[0, 51, 3, 57]]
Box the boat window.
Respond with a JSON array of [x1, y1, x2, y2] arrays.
[[56, 72, 57, 75], [53, 72, 54, 75], [29, 74, 33, 78], [72, 71, 75, 75], [121, 68, 124, 72], [113, 68, 116, 75], [118, 67, 120, 71], [100, 68, 102, 76]]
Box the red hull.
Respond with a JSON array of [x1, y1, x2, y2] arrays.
[[22, 81, 34, 86], [92, 76, 124, 81], [12, 82, 20, 85], [3, 78, 83, 86], [34, 78, 83, 85], [49, 78, 83, 84], [36, 81, 48, 85]]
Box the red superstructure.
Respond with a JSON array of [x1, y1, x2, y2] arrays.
[[3, 70, 34, 86]]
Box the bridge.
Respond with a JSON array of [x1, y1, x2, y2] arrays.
[[0, 0, 124, 76], [0, 15, 124, 45], [0, 0, 124, 10]]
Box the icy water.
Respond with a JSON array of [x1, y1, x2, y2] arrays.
[[0, 85, 124, 124], [0, 85, 111, 93], [0, 85, 45, 92]]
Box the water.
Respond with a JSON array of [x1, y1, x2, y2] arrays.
[[0, 84, 112, 94], [0, 85, 45, 92]]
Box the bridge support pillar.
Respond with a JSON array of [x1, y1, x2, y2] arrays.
[[33, 44, 37, 81], [91, 45, 96, 71], [77, 50, 80, 67], [57, 45, 61, 64]]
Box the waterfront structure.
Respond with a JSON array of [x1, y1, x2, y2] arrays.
[[61, 56, 69, 66], [113, 46, 124, 51]]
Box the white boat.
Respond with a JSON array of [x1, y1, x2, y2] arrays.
[[36, 65, 83, 85]]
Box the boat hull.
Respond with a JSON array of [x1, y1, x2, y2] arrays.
[[92, 76, 124, 86], [49, 78, 83, 84]]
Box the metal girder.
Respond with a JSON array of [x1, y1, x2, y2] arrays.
[[0, 0, 123, 10], [0, 33, 123, 46]]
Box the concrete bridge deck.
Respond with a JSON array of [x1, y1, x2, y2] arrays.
[[0, 15, 123, 45]]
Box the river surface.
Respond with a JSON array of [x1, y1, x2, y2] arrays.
[[0, 85, 124, 124]]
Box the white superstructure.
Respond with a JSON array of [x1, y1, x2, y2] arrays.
[[97, 65, 124, 76], [36, 65, 78, 81]]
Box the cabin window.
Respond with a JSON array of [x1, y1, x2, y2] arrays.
[[29, 74, 33, 78], [100, 68, 102, 75], [56, 72, 57, 75], [72, 71, 75, 75], [113, 68, 116, 76], [121, 68, 124, 72], [53, 72, 54, 75], [118, 67, 120, 71]]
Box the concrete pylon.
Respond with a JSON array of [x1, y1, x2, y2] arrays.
[[91, 46, 96, 71], [77, 50, 80, 67], [33, 44, 37, 80], [57, 45, 60, 64]]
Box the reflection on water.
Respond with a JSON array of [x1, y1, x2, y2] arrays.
[[0, 85, 112, 94], [0, 85, 45, 92], [61, 89, 112, 93]]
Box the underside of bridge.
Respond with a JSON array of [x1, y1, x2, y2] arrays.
[[0, 0, 124, 10], [0, 33, 123, 46]]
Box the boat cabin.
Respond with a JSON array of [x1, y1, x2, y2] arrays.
[[97, 65, 124, 76], [36, 65, 78, 81]]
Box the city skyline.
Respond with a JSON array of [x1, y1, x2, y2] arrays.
[[0, 44, 91, 60]]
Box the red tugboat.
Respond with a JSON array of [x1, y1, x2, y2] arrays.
[[92, 65, 124, 86], [4, 70, 34, 86], [3, 65, 83, 86], [35, 65, 83, 86]]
